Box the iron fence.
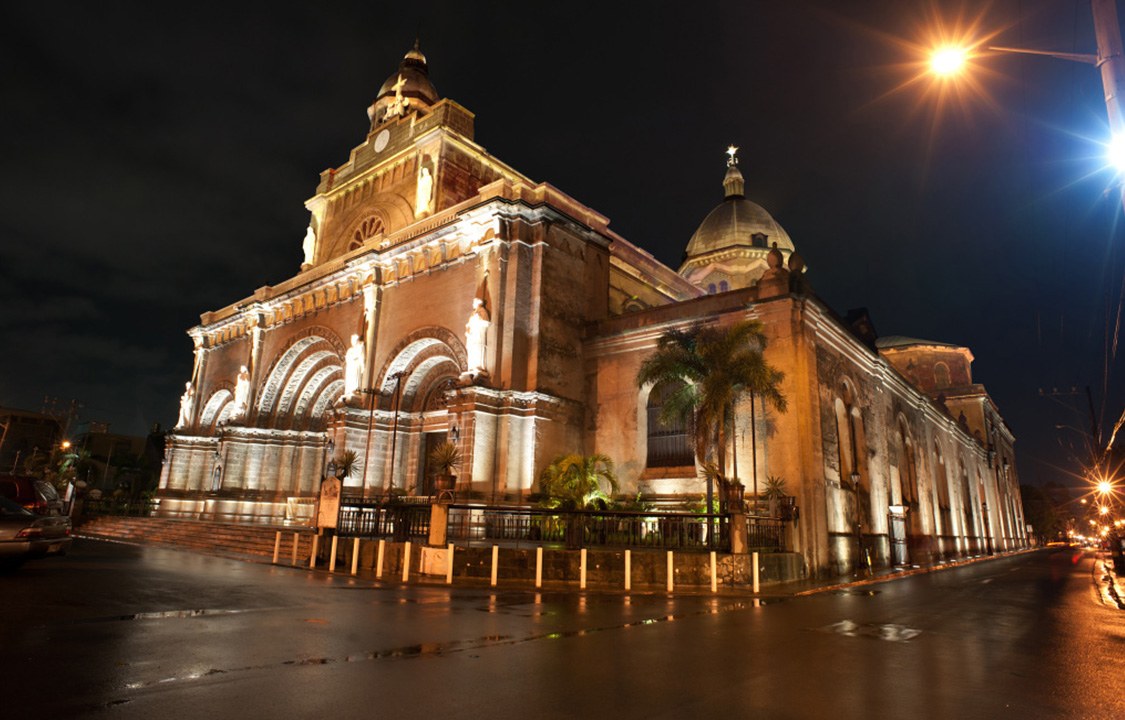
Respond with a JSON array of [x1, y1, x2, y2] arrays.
[[81, 498, 156, 518], [745, 516, 784, 552], [336, 501, 430, 541], [447, 505, 730, 551]]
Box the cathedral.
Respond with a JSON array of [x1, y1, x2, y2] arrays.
[[158, 43, 1027, 576]]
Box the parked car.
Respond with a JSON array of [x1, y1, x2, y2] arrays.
[[0, 474, 65, 515], [0, 496, 72, 571]]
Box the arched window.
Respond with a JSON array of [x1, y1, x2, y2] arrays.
[[895, 422, 917, 505], [751, 232, 768, 248], [835, 398, 854, 482], [934, 362, 951, 389], [708, 283, 717, 294], [647, 383, 694, 467], [719, 280, 729, 292], [934, 441, 950, 509], [350, 216, 385, 251]]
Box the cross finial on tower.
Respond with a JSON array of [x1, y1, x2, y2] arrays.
[[726, 145, 739, 167]]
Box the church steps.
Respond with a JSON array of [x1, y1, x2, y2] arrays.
[[76, 517, 316, 558]]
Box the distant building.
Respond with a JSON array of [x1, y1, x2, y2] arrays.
[[74, 428, 149, 492], [0, 407, 62, 473], [159, 44, 1027, 576]]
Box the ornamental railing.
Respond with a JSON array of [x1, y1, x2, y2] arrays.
[[447, 505, 730, 551], [745, 516, 785, 552], [81, 497, 157, 518], [336, 500, 430, 541]]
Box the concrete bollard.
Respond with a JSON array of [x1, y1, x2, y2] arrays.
[[273, 531, 282, 564], [625, 549, 631, 591], [667, 550, 674, 593], [752, 551, 760, 594], [376, 539, 385, 579], [535, 546, 543, 588], [402, 541, 412, 582], [291, 532, 299, 565], [329, 535, 338, 572], [580, 548, 587, 590], [446, 543, 454, 584], [351, 537, 360, 575], [310, 534, 319, 569], [710, 551, 717, 593], [491, 545, 499, 587]]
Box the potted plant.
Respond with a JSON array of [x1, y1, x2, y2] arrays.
[[428, 441, 462, 491], [762, 475, 788, 518]]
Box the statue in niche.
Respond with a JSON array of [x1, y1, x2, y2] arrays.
[[344, 334, 366, 397], [232, 365, 251, 419], [302, 226, 316, 266], [415, 165, 433, 218], [465, 297, 491, 376], [175, 381, 194, 428]]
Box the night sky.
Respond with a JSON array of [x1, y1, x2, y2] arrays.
[[3, 1, 1123, 489]]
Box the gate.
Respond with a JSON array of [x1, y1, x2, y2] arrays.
[[888, 512, 908, 566]]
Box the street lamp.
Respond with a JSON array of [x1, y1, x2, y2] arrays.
[[931, 47, 968, 76]]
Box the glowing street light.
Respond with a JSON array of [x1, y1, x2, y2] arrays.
[[1097, 480, 1114, 495], [1108, 134, 1125, 173], [931, 47, 968, 76], [1100, 505, 1110, 515]]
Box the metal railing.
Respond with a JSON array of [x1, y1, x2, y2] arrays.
[[80, 498, 156, 518], [447, 505, 730, 551], [336, 500, 430, 541], [745, 516, 785, 552]]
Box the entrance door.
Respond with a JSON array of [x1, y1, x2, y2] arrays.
[[889, 513, 909, 566], [418, 432, 445, 495]]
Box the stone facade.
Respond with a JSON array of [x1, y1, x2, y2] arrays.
[[157, 45, 1027, 577]]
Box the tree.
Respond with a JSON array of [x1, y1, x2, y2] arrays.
[[538, 453, 619, 510], [1021, 484, 1063, 543], [635, 320, 787, 511]]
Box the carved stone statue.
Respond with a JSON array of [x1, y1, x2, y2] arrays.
[[385, 73, 410, 120], [415, 166, 433, 218], [232, 365, 251, 419], [302, 226, 316, 266], [344, 334, 366, 397], [175, 381, 194, 428], [465, 297, 491, 375]]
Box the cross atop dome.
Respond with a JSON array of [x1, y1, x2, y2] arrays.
[[726, 145, 739, 166]]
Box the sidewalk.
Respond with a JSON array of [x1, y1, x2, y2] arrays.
[[267, 543, 1042, 598], [75, 532, 1041, 598]]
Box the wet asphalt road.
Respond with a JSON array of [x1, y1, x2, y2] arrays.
[[2, 541, 1122, 719]]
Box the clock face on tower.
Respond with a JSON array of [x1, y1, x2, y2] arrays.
[[373, 129, 390, 153]]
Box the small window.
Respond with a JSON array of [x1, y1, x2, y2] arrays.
[[719, 280, 729, 292], [708, 283, 717, 294], [751, 232, 769, 248], [934, 362, 950, 389]]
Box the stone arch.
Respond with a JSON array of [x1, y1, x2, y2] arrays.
[[254, 328, 347, 430], [893, 415, 918, 506], [198, 384, 235, 434], [375, 327, 467, 403], [327, 194, 414, 259]]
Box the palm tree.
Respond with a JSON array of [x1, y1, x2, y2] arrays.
[[635, 319, 787, 512], [538, 453, 619, 510]]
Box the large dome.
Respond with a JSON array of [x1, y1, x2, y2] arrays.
[[678, 160, 797, 293], [684, 165, 794, 257]]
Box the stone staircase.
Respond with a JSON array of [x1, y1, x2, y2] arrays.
[[76, 516, 316, 561]]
